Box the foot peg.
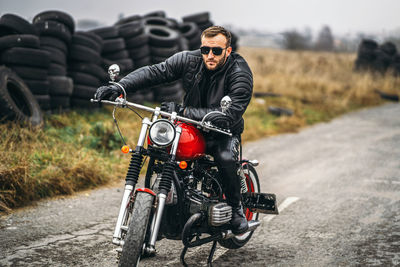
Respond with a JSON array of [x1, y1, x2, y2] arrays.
[[242, 192, 279, 214]]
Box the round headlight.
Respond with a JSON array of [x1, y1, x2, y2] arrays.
[[149, 119, 176, 147]]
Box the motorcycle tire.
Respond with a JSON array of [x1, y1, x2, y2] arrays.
[[218, 163, 260, 249], [119, 191, 154, 267]]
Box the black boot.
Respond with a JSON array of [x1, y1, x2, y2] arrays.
[[230, 204, 249, 235]]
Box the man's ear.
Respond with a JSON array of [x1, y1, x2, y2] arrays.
[[226, 46, 232, 57]]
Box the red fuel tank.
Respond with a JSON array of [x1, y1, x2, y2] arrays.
[[175, 123, 206, 161]]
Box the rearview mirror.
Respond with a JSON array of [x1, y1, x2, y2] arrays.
[[220, 96, 232, 113], [108, 64, 120, 82]]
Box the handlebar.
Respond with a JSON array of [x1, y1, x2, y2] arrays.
[[91, 98, 232, 136]]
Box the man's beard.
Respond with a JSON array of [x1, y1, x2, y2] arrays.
[[204, 51, 227, 71]]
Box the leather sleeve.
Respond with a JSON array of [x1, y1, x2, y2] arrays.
[[117, 51, 187, 92], [183, 107, 221, 121]]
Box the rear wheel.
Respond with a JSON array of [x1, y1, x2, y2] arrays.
[[218, 163, 260, 249], [119, 192, 154, 267]]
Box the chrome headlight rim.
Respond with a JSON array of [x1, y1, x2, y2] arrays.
[[149, 119, 176, 147]]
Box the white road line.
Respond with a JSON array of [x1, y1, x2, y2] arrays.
[[165, 196, 300, 266], [263, 196, 300, 223]]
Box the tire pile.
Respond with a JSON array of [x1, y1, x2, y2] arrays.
[[354, 39, 400, 75], [0, 10, 240, 125], [33, 11, 75, 113], [68, 31, 106, 108]]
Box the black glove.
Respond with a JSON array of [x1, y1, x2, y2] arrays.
[[206, 113, 232, 129], [160, 102, 184, 115], [94, 84, 122, 101]]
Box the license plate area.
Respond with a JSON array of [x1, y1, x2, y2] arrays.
[[242, 192, 279, 214]]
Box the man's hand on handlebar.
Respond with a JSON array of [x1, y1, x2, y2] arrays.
[[94, 84, 122, 101], [160, 102, 184, 116], [206, 113, 232, 129]]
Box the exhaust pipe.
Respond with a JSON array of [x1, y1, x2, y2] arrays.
[[221, 220, 260, 240]]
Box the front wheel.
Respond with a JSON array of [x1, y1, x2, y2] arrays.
[[218, 163, 260, 249], [119, 192, 154, 267]]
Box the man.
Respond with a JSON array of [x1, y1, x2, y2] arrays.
[[95, 26, 253, 234]]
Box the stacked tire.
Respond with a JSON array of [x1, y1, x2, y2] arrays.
[[145, 24, 184, 102], [354, 39, 399, 75], [0, 14, 52, 113], [91, 26, 134, 76], [117, 19, 153, 103], [68, 31, 105, 108], [178, 22, 201, 50], [33, 10, 75, 113]]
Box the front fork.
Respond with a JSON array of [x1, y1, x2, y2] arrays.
[[112, 118, 151, 246], [144, 126, 182, 255]]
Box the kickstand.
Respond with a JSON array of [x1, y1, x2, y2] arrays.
[[180, 246, 189, 267], [207, 240, 218, 267]]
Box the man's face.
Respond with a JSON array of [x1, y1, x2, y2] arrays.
[[201, 34, 232, 71]]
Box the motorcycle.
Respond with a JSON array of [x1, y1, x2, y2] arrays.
[[92, 64, 278, 267]]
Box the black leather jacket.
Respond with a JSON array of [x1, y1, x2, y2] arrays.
[[118, 49, 253, 134]]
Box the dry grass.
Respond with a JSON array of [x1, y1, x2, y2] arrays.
[[1, 47, 399, 213], [240, 47, 399, 141]]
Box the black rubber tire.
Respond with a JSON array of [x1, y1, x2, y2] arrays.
[[68, 62, 108, 81], [48, 62, 67, 76], [218, 164, 260, 249], [0, 14, 37, 36], [71, 33, 102, 53], [151, 55, 167, 64], [182, 12, 210, 24], [142, 16, 176, 29], [34, 94, 51, 110], [41, 46, 67, 65], [118, 21, 144, 39], [39, 36, 68, 54], [0, 34, 40, 51], [119, 192, 154, 267], [68, 72, 100, 87], [128, 45, 151, 59], [197, 21, 214, 31], [24, 79, 50, 95], [72, 84, 97, 99], [8, 65, 48, 80], [50, 95, 70, 109], [76, 31, 103, 47], [70, 97, 98, 109], [48, 76, 73, 96], [380, 42, 397, 56], [34, 20, 72, 44], [69, 44, 101, 64], [178, 22, 200, 40], [150, 45, 179, 57], [115, 15, 142, 26], [125, 33, 149, 48], [134, 56, 152, 68], [90, 26, 119, 40], [115, 58, 134, 73], [32, 10, 75, 34], [0, 66, 43, 126], [143, 10, 166, 18], [102, 38, 126, 53], [103, 49, 129, 60], [145, 25, 180, 48], [1, 47, 51, 68]]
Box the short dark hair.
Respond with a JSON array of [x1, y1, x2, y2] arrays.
[[201, 26, 232, 47]]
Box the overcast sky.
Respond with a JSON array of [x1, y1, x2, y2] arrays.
[[1, 0, 399, 35]]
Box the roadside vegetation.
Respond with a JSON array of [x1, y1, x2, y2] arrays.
[[1, 47, 399, 213]]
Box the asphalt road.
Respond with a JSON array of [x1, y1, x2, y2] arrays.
[[1, 103, 399, 266]]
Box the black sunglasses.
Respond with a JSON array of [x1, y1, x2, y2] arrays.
[[200, 46, 226, 56]]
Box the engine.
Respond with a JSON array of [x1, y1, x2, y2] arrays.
[[208, 202, 232, 226]]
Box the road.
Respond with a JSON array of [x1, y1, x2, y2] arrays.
[[1, 103, 399, 266]]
